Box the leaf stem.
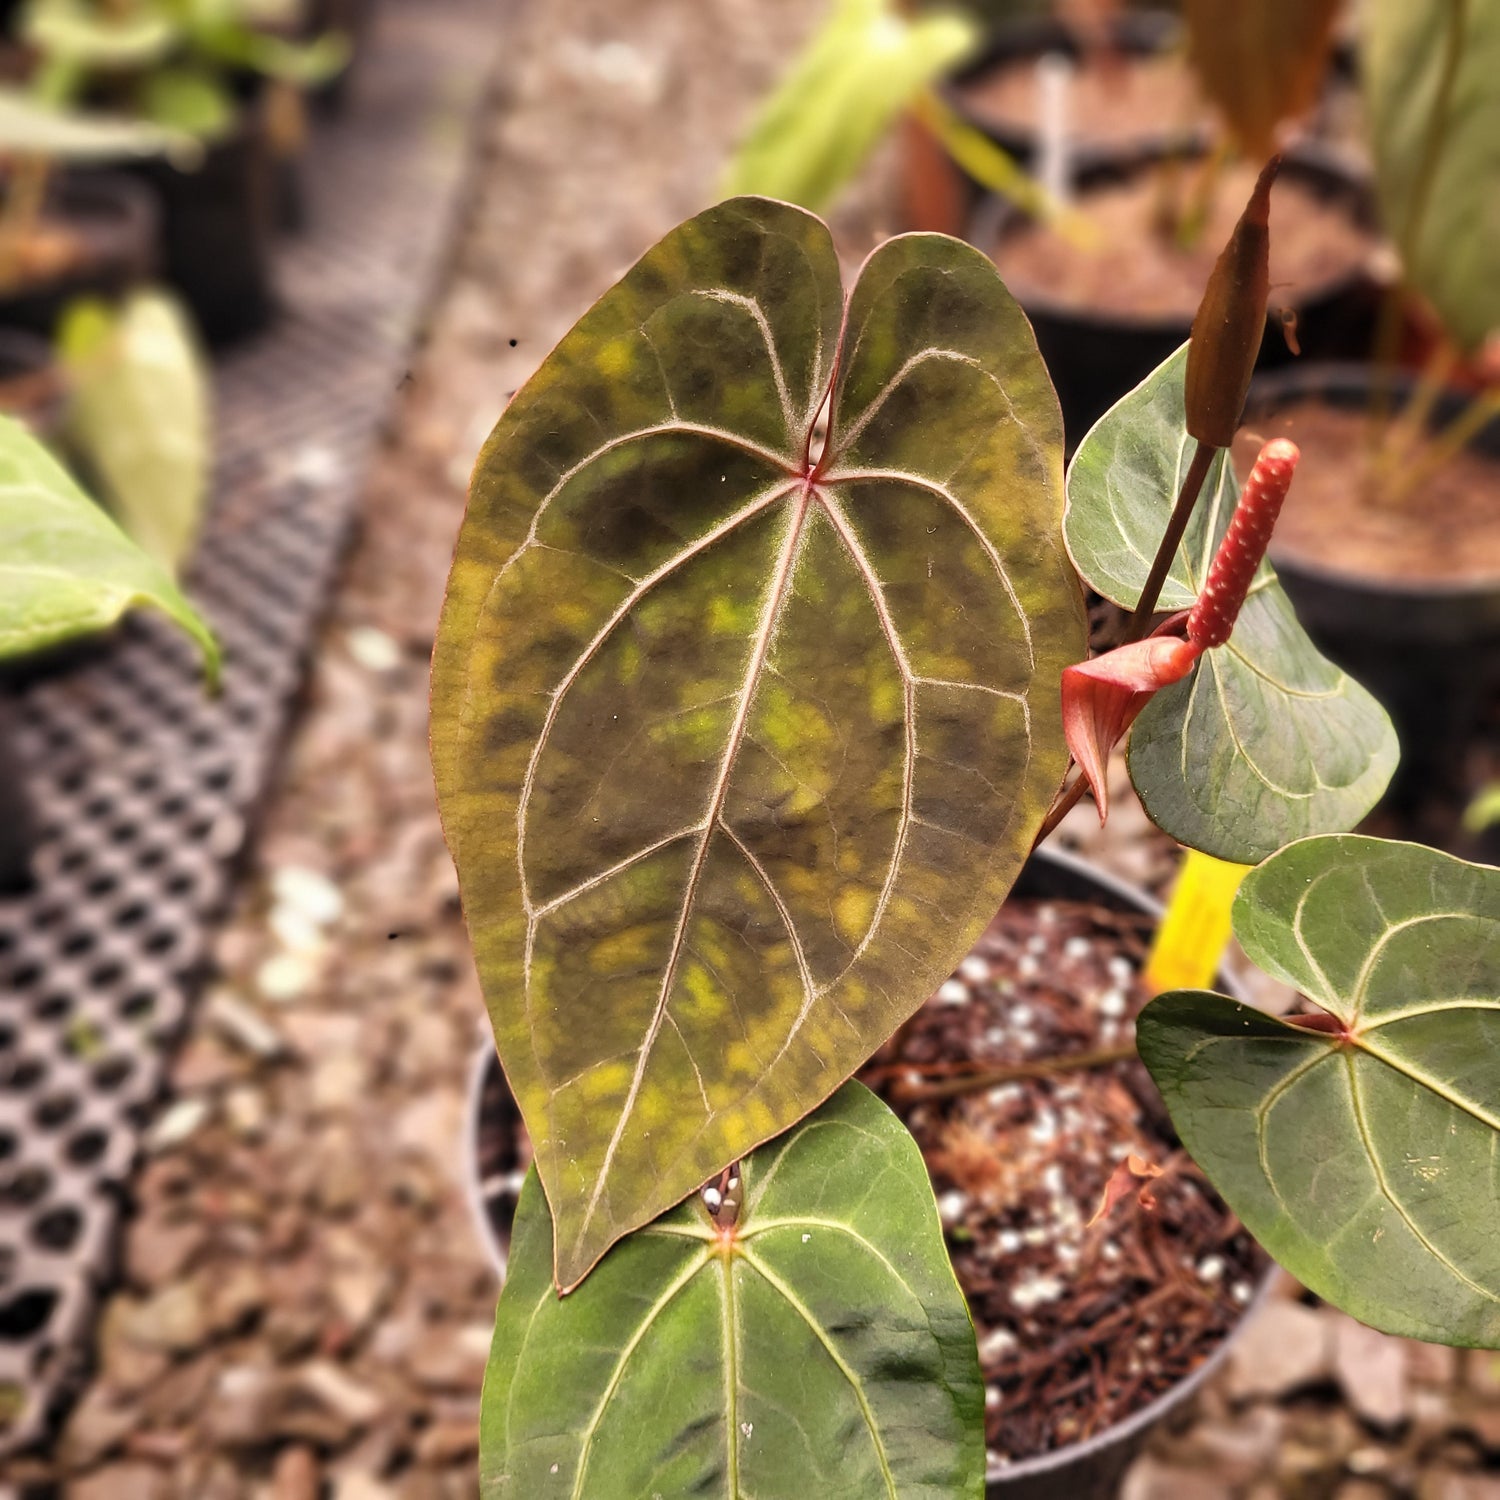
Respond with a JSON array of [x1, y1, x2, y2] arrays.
[[888, 1042, 1138, 1103], [1121, 439, 1216, 645]]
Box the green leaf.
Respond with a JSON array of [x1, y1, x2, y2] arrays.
[[721, 0, 977, 212], [1138, 835, 1500, 1347], [0, 412, 218, 674], [1063, 346, 1397, 864], [432, 196, 1082, 1288], [1364, 0, 1500, 352], [137, 66, 237, 139], [21, 0, 177, 68], [60, 289, 212, 574], [0, 87, 197, 164], [192, 19, 350, 84], [481, 1082, 984, 1499]]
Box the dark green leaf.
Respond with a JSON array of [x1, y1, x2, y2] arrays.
[[1365, 0, 1500, 352], [1063, 346, 1396, 864], [481, 1082, 984, 1499], [1138, 835, 1500, 1346], [0, 412, 217, 674], [432, 196, 1082, 1287], [721, 0, 976, 212]]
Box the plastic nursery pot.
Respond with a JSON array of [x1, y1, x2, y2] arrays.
[[970, 147, 1381, 451], [125, 97, 278, 347], [943, 9, 1200, 174], [0, 327, 67, 439], [464, 846, 1274, 1499], [0, 173, 157, 337], [0, 696, 39, 894], [1244, 364, 1500, 815]]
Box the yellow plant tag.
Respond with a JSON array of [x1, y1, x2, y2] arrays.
[[1145, 850, 1253, 995]]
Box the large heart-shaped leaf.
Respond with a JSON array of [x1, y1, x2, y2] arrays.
[[1138, 836, 1500, 1346], [480, 1082, 984, 1499], [432, 196, 1082, 1288], [1063, 346, 1396, 865], [1364, 0, 1500, 352], [721, 0, 976, 212], [61, 290, 212, 574], [0, 412, 217, 673]]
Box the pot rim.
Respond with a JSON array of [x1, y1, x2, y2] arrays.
[[460, 843, 1279, 1485], [1248, 360, 1500, 601], [972, 146, 1377, 337]]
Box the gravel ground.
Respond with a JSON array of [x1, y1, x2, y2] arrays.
[[14, 1, 1500, 1496]]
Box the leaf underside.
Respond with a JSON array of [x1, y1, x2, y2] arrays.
[[1364, 0, 1500, 352], [61, 289, 212, 574], [480, 1082, 985, 1500], [0, 412, 217, 672], [1063, 346, 1396, 865], [431, 196, 1083, 1288], [1138, 835, 1500, 1346]]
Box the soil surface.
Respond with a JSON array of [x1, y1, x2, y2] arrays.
[[958, 49, 1208, 154], [1243, 400, 1500, 585], [865, 899, 1263, 1467], [990, 160, 1375, 320]]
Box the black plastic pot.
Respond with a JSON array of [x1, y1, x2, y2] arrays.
[[0, 327, 65, 437], [1247, 364, 1500, 812], [463, 845, 1273, 1497], [0, 173, 156, 336], [0, 696, 39, 894], [125, 100, 278, 346], [944, 10, 1197, 173], [972, 148, 1381, 449]]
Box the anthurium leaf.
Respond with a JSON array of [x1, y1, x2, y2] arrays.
[[1364, 0, 1500, 352], [21, 0, 177, 68], [60, 290, 211, 574], [1138, 836, 1500, 1346], [1063, 346, 1396, 864], [0, 88, 197, 164], [0, 412, 218, 674], [432, 195, 1082, 1289], [480, 1082, 984, 1499], [1183, 0, 1342, 159], [721, 0, 977, 212]]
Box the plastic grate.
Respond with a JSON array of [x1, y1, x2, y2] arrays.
[[0, 0, 500, 1456]]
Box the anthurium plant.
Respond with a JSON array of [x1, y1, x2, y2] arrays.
[[432, 168, 1494, 1496]]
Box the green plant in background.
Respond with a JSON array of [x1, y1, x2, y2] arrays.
[[19, 0, 348, 141], [722, 0, 977, 212], [59, 286, 211, 572], [430, 170, 1498, 1495], [0, 408, 216, 670]]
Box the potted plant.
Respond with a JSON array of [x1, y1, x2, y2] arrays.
[[13, 0, 348, 342], [427, 134, 1499, 1496], [1236, 0, 1500, 832], [0, 406, 216, 888], [0, 84, 186, 332]]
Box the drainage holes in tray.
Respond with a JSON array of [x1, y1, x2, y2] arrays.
[[34, 994, 71, 1024], [0, 1288, 57, 1342], [84, 871, 120, 900], [91, 1055, 134, 1093], [64, 1129, 107, 1167], [0, 1056, 47, 1092], [0, 1020, 15, 1050], [88, 960, 125, 990], [115, 901, 148, 931], [0, 1130, 16, 1161], [32, 1094, 78, 1132], [32, 1206, 83, 1253], [58, 930, 97, 961], [0, 1165, 51, 1210]]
